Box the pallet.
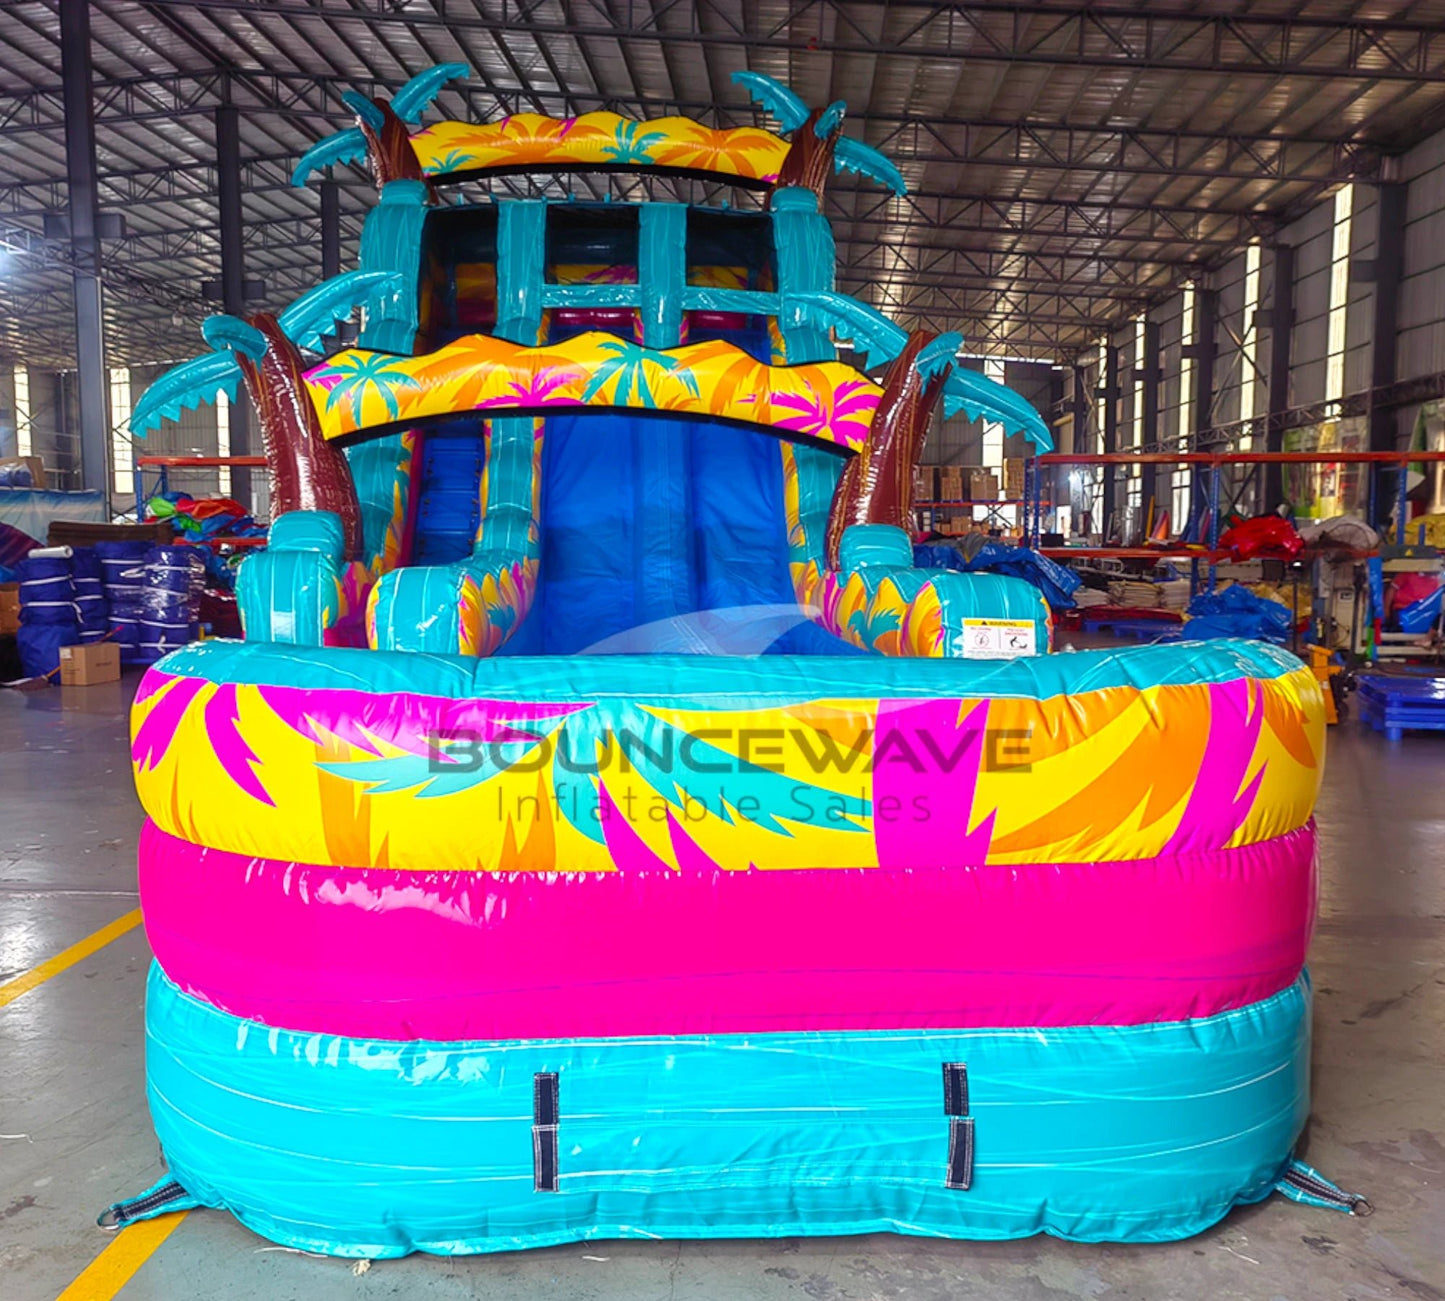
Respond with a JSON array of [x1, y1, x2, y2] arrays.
[[1356, 674, 1445, 740]]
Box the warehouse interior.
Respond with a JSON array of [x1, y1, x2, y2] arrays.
[[2, 3, 1444, 1299]]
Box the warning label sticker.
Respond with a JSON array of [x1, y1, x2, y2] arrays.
[[959, 618, 1037, 659]]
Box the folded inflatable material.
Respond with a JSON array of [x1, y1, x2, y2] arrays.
[[95, 539, 151, 583], [913, 541, 1083, 610], [16, 621, 78, 677], [131, 639, 1326, 875], [16, 554, 76, 625], [140, 819, 1317, 1040], [144, 964, 1312, 1254], [137, 622, 200, 662]]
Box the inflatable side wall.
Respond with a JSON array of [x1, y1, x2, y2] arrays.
[[129, 638, 1330, 1252]]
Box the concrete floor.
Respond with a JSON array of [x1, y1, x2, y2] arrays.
[[1, 668, 1442, 1301]]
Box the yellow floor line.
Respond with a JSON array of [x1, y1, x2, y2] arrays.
[[0, 909, 143, 1009], [55, 1211, 189, 1300]]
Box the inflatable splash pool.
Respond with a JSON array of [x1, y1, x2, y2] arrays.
[[110, 65, 1365, 1254]]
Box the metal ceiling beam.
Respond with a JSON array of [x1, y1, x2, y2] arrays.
[[136, 1, 1445, 82], [828, 192, 1272, 248], [45, 207, 1191, 276], [0, 219, 213, 310], [0, 67, 1378, 158], [841, 243, 1175, 290], [861, 122, 1376, 185], [857, 278, 1135, 326], [0, 78, 1380, 196], [0, 158, 1282, 243]]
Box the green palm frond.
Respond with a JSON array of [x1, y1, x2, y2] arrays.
[[601, 121, 672, 164], [277, 270, 404, 352], [130, 352, 243, 437], [317, 353, 422, 423], [290, 127, 368, 187], [391, 62, 470, 124]]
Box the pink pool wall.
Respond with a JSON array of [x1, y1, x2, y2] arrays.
[[139, 820, 1318, 1041]]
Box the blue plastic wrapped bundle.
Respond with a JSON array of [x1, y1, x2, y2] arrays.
[[137, 545, 205, 662], [70, 546, 110, 643], [96, 540, 152, 664], [1185, 584, 1293, 644], [16, 554, 75, 624], [1396, 585, 1443, 635], [15, 553, 80, 676], [913, 541, 1083, 609]]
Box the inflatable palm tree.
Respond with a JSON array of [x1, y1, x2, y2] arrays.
[[731, 71, 907, 198], [130, 270, 400, 559], [291, 63, 469, 189]]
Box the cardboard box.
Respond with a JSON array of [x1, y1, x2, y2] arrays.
[[969, 470, 1000, 501], [59, 641, 120, 686], [1003, 457, 1026, 498], [937, 466, 964, 502], [912, 466, 938, 503], [0, 582, 17, 636]]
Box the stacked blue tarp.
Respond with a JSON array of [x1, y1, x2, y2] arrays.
[[137, 545, 205, 663], [1185, 584, 1292, 644], [15, 551, 79, 677], [96, 540, 151, 665], [912, 541, 1082, 609], [70, 547, 110, 643]]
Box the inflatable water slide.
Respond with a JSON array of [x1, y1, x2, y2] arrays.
[[110, 65, 1364, 1255]]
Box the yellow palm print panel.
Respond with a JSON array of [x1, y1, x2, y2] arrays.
[[306, 332, 884, 449], [410, 113, 791, 184]]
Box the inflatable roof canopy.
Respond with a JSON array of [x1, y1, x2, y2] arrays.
[[115, 64, 1354, 1256]]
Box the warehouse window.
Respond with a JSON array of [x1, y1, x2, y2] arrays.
[[13, 364, 31, 456], [1326, 185, 1354, 405], [1126, 316, 1144, 514], [1131, 316, 1146, 449], [1240, 244, 1262, 426], [1094, 339, 1108, 453], [215, 390, 232, 497], [981, 356, 1004, 484], [1177, 288, 1195, 446], [1174, 288, 1195, 529], [109, 367, 131, 497]]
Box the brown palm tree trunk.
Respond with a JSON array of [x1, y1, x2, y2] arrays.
[[358, 100, 428, 189], [825, 330, 946, 567], [235, 314, 364, 560], [770, 107, 839, 203]]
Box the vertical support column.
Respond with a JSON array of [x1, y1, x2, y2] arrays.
[[495, 199, 548, 345], [1264, 242, 1295, 511], [216, 101, 252, 506], [59, 0, 108, 499], [1101, 343, 1119, 539], [319, 181, 342, 281], [348, 180, 429, 572], [488, 199, 549, 578], [1142, 319, 1166, 531], [639, 203, 685, 349], [773, 188, 844, 571], [1370, 182, 1407, 530], [1188, 288, 1218, 540]]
